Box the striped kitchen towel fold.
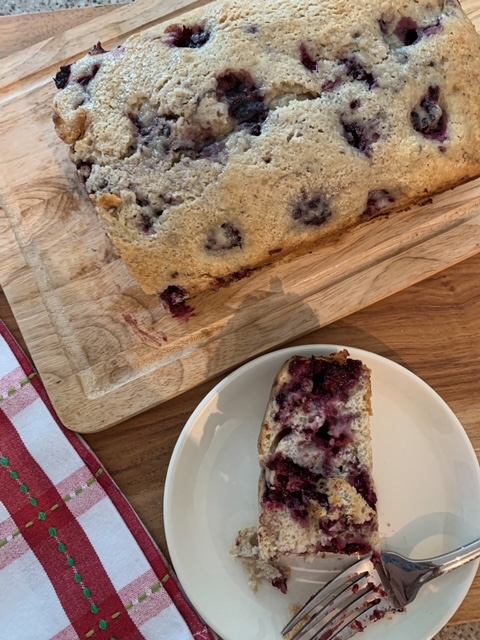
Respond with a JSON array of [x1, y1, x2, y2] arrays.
[[0, 321, 215, 640]]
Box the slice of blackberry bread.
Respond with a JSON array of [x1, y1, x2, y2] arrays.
[[257, 350, 379, 562]]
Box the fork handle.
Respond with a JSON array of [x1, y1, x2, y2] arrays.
[[426, 538, 480, 577]]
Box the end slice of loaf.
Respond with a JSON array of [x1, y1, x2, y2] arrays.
[[257, 350, 379, 562]]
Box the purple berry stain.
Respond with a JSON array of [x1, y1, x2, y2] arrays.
[[323, 77, 344, 93], [395, 17, 421, 45], [89, 41, 108, 55], [77, 63, 100, 87], [159, 286, 195, 321], [216, 69, 268, 135], [396, 16, 443, 45], [341, 119, 380, 157], [215, 267, 254, 288], [54, 65, 71, 89], [205, 222, 243, 251], [139, 213, 155, 236], [271, 572, 289, 595], [362, 189, 396, 221], [411, 85, 448, 141], [300, 43, 317, 72], [382, 15, 443, 46], [348, 468, 377, 509], [136, 195, 150, 207], [165, 23, 210, 48], [137, 196, 164, 235], [263, 456, 328, 522], [342, 57, 376, 89], [76, 161, 92, 184], [293, 189, 331, 226]]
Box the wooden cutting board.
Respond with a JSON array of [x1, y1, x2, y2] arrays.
[[1, 0, 480, 433]]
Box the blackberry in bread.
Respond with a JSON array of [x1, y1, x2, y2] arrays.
[[257, 351, 378, 562], [53, 0, 480, 314]]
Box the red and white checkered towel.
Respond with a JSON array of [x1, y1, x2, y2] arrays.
[[0, 321, 216, 640]]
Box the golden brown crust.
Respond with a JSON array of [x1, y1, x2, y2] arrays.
[[52, 0, 480, 298], [97, 193, 123, 210], [52, 108, 88, 145]]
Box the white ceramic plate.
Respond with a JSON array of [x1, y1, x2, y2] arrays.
[[164, 345, 480, 640]]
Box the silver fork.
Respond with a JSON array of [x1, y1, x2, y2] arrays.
[[281, 538, 480, 640]]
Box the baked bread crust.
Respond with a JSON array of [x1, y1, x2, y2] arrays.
[[53, 0, 480, 301], [257, 351, 379, 561]]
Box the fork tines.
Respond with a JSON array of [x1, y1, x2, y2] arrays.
[[281, 556, 390, 640]]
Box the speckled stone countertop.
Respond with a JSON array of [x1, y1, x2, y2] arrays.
[[437, 625, 480, 639], [0, 0, 132, 16], [1, 1, 480, 638]]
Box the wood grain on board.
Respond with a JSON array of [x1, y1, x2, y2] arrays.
[[3, 253, 480, 627], [1, 0, 480, 433]]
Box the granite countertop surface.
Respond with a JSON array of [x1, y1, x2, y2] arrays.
[[1, 1, 479, 639], [0, 0, 132, 15]]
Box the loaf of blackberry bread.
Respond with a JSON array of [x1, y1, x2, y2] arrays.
[[257, 351, 379, 562], [53, 0, 480, 315]]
